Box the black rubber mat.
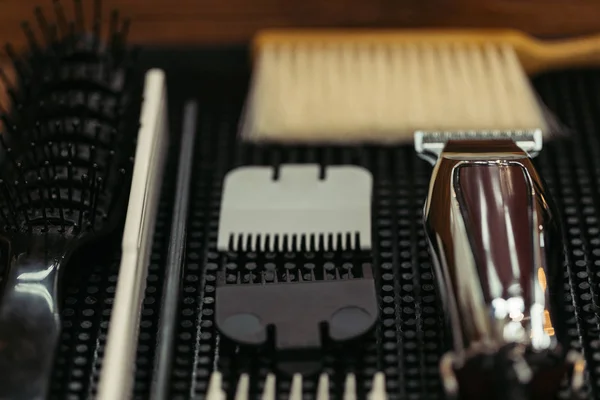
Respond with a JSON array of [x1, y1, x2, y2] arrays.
[[38, 48, 600, 399]]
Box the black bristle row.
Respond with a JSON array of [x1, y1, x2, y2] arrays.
[[0, 0, 140, 236], [1, 0, 137, 130]]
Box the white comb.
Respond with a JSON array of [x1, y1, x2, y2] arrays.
[[206, 371, 388, 400], [217, 164, 372, 252]]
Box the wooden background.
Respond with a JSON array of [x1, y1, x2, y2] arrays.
[[0, 0, 599, 50], [1, 0, 600, 109]]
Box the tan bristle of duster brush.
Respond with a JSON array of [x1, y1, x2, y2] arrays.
[[240, 29, 600, 144]]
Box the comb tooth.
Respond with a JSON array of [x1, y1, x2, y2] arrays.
[[255, 234, 261, 252], [206, 371, 225, 400], [34, 7, 52, 44], [317, 374, 329, 400], [234, 374, 250, 400], [119, 18, 131, 46], [245, 233, 252, 252], [253, 234, 261, 252], [21, 21, 39, 54], [92, 0, 102, 49], [67, 160, 73, 206], [13, 180, 27, 220], [106, 166, 126, 218], [344, 374, 357, 400], [89, 164, 98, 221], [43, 159, 52, 182], [228, 233, 234, 252], [78, 174, 88, 230], [262, 374, 276, 400], [54, 176, 65, 232], [36, 175, 49, 232], [368, 373, 387, 400], [290, 374, 302, 400], [74, 0, 84, 32], [10, 179, 23, 215], [0, 69, 18, 105], [1, 116, 16, 135], [103, 149, 115, 190], [17, 163, 33, 205], [43, 161, 53, 210], [109, 10, 119, 45], [0, 200, 11, 230], [48, 141, 58, 175], [91, 176, 102, 227], [236, 233, 243, 252], [0, 179, 18, 227], [0, 136, 13, 165], [52, 0, 68, 36], [5, 43, 27, 80], [283, 234, 289, 252]]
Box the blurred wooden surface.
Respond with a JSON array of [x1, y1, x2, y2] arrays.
[[0, 0, 599, 53], [1, 0, 600, 111]]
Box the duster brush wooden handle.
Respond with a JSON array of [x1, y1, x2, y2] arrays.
[[253, 29, 600, 75]]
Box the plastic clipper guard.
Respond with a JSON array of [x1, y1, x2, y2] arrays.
[[216, 163, 377, 374], [217, 164, 373, 252], [215, 262, 379, 374]]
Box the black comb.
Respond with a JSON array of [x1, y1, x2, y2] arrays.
[[0, 1, 140, 398], [215, 254, 379, 375]]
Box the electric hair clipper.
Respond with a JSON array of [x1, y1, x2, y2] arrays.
[[415, 130, 585, 400]]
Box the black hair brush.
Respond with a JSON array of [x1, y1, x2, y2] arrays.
[[0, 1, 140, 398]]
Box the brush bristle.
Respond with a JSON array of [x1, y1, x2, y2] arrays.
[[241, 41, 549, 144], [0, 0, 140, 236]]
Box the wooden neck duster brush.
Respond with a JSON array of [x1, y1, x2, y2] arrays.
[[0, 1, 140, 398], [238, 29, 600, 399]]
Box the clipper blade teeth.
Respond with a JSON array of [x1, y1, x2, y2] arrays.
[[225, 231, 363, 252]]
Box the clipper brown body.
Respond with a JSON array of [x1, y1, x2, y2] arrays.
[[419, 137, 584, 399]]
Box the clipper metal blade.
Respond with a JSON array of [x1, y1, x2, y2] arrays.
[[415, 129, 543, 165]]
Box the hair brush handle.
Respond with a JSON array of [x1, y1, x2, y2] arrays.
[[0, 234, 69, 400], [252, 28, 600, 76]]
